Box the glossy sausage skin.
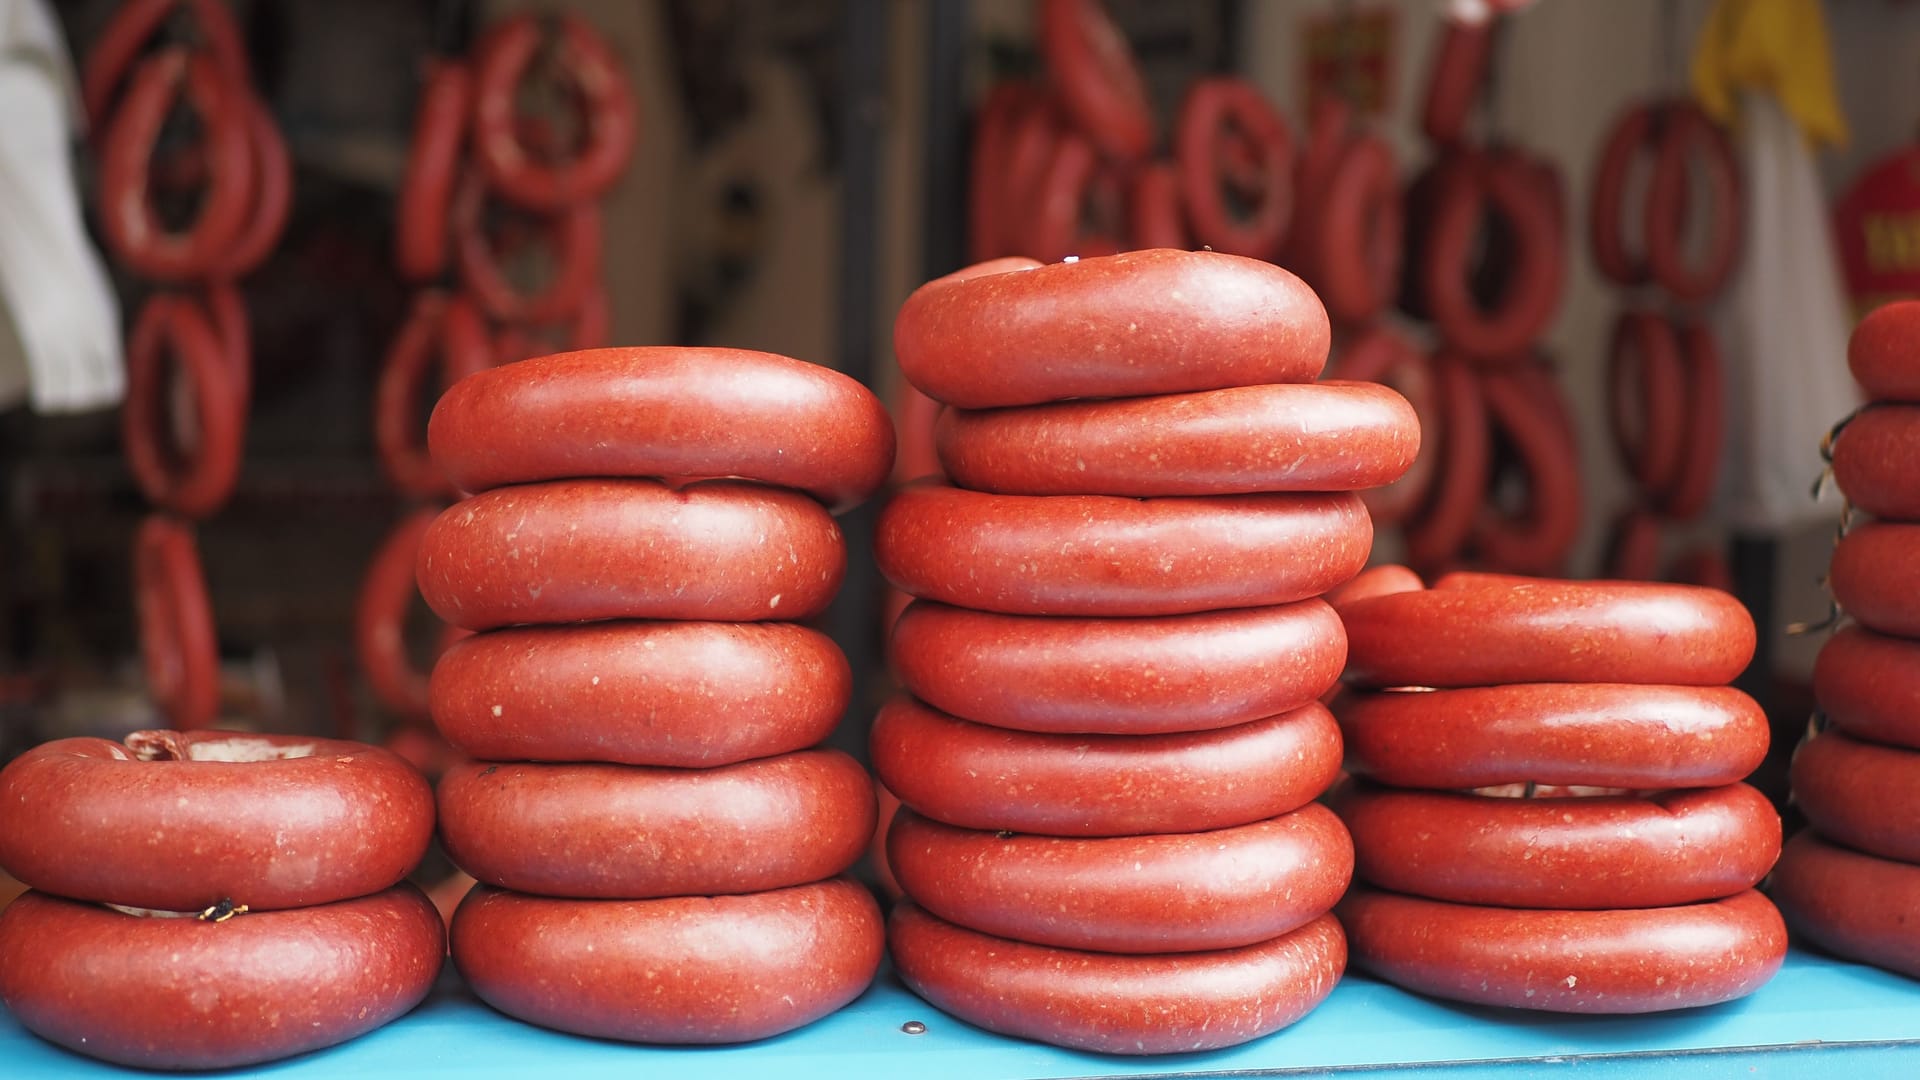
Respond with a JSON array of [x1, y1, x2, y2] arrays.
[[1791, 729, 1920, 865], [894, 249, 1330, 409], [1340, 578, 1756, 688], [1336, 683, 1769, 790], [0, 885, 443, 1070], [0, 732, 433, 912], [1831, 406, 1920, 520], [431, 621, 848, 766], [1813, 625, 1920, 750], [933, 381, 1417, 497], [889, 903, 1345, 1055], [890, 598, 1346, 734], [877, 484, 1370, 617], [437, 750, 874, 898], [1326, 564, 1426, 610], [1829, 522, 1920, 639], [416, 479, 845, 630], [889, 805, 1350, 954], [1769, 830, 1920, 979], [1331, 330, 1437, 527], [1334, 781, 1779, 909], [872, 696, 1341, 837], [1849, 300, 1920, 402], [428, 347, 895, 510], [1340, 886, 1787, 1013], [453, 879, 883, 1044]]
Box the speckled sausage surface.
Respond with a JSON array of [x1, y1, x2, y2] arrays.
[[427, 347, 894, 510], [888, 903, 1346, 1055], [1831, 406, 1920, 520], [871, 696, 1342, 837], [932, 381, 1417, 497], [0, 731, 433, 912], [877, 484, 1370, 617], [1769, 830, 1920, 979], [890, 598, 1345, 733], [1849, 300, 1920, 402], [1339, 886, 1786, 1013], [437, 750, 873, 898], [1335, 683, 1768, 790], [1790, 729, 1920, 865], [430, 621, 847, 766], [894, 249, 1329, 409], [1340, 577, 1756, 688], [0, 884, 443, 1070], [1813, 625, 1920, 750], [888, 805, 1351, 954], [1333, 781, 1779, 909], [416, 478, 845, 630], [453, 878, 883, 1044], [1326, 564, 1427, 610], [1829, 522, 1920, 639]]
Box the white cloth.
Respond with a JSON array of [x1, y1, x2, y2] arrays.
[[0, 0, 124, 414], [1719, 91, 1858, 532]]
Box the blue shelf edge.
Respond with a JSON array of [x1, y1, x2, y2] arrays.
[[5, 946, 1918, 1079]]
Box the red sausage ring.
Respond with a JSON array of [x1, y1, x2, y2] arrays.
[[1769, 830, 1920, 980], [1829, 521, 1920, 639], [1420, 18, 1492, 147], [427, 346, 895, 510], [0, 885, 443, 1071], [1423, 153, 1565, 362], [98, 49, 255, 281], [133, 515, 220, 732], [1791, 729, 1920, 865], [213, 95, 291, 280], [1339, 886, 1786, 1013], [396, 59, 471, 282], [889, 903, 1346, 1055], [437, 750, 873, 899], [1336, 682, 1768, 790], [1606, 310, 1686, 493], [1031, 131, 1125, 263], [469, 14, 637, 211], [1403, 354, 1490, 570], [1831, 405, 1920, 519], [894, 249, 1330, 410], [1472, 366, 1583, 576], [1175, 77, 1293, 261], [452, 170, 601, 322], [1813, 625, 1920, 751], [1587, 103, 1656, 287], [198, 281, 251, 408], [1848, 300, 1920, 403], [1325, 564, 1427, 610], [1339, 576, 1757, 688], [891, 383, 944, 486], [1036, 0, 1152, 163], [354, 507, 452, 721], [876, 483, 1371, 617], [1284, 96, 1351, 271], [933, 380, 1418, 497], [1656, 321, 1726, 520], [1645, 103, 1742, 304], [1331, 329, 1440, 528], [81, 0, 252, 133], [0, 731, 434, 911], [122, 294, 244, 518], [1126, 160, 1187, 250], [997, 100, 1066, 257], [967, 82, 1044, 262], [890, 598, 1346, 735], [1314, 135, 1402, 325], [453, 878, 882, 1043], [889, 804, 1351, 955], [872, 696, 1342, 837], [1335, 781, 1779, 909], [374, 292, 492, 499]]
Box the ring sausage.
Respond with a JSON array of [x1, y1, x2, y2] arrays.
[[888, 805, 1351, 955], [215, 96, 291, 280], [997, 102, 1066, 256], [1645, 103, 1741, 304], [133, 515, 220, 731], [1314, 135, 1402, 326], [876, 483, 1370, 617], [1127, 161, 1187, 250], [427, 346, 895, 510], [1036, 0, 1152, 164], [81, 0, 252, 131], [416, 478, 845, 630], [1790, 729, 1920, 865], [1339, 886, 1786, 1013], [1332, 329, 1440, 527], [1831, 405, 1920, 519], [1336, 683, 1769, 791], [1829, 521, 1920, 639], [1588, 103, 1655, 286], [1175, 78, 1292, 260], [889, 902, 1345, 1055], [1848, 300, 1920, 402], [1334, 781, 1779, 909], [872, 696, 1341, 836], [890, 598, 1345, 734], [122, 295, 244, 519], [1286, 95, 1350, 272], [1031, 132, 1125, 263], [469, 14, 636, 210], [1813, 625, 1920, 751], [1471, 366, 1583, 576], [199, 282, 251, 408], [453, 878, 883, 1044], [1340, 577, 1756, 688], [1420, 18, 1491, 146], [1424, 153, 1565, 361], [355, 507, 455, 720], [432, 621, 847, 766], [0, 731, 433, 911], [968, 83, 1046, 261], [1404, 355, 1491, 569], [1607, 311, 1686, 493], [894, 249, 1330, 409], [0, 885, 442, 1070], [1326, 564, 1426, 609], [437, 750, 873, 898], [375, 292, 493, 499], [397, 60, 470, 281], [1658, 321, 1726, 521], [1769, 830, 1920, 979], [452, 171, 601, 322]]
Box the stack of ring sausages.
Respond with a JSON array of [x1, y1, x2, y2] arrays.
[[1329, 571, 1789, 1012], [87, 0, 292, 730], [1590, 97, 1742, 587], [875, 248, 1420, 1054], [1771, 300, 1920, 978], [414, 347, 894, 1043], [0, 730, 441, 1069]]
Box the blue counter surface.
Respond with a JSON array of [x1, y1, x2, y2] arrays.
[[5, 947, 1918, 1078]]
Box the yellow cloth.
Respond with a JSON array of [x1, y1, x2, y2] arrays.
[[1691, 0, 1847, 146]]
